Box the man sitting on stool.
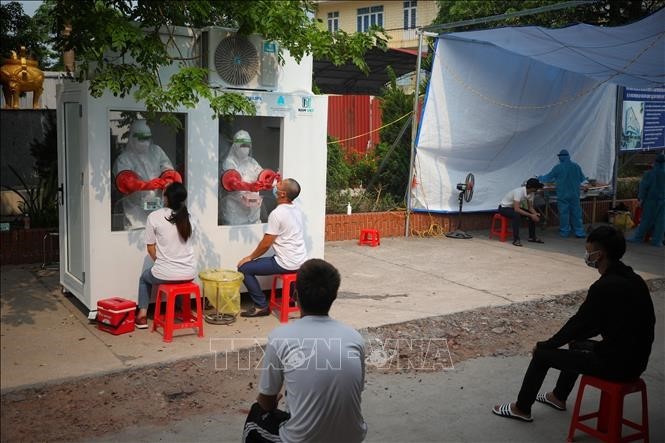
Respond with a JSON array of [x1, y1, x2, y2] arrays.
[[498, 178, 544, 247], [237, 178, 307, 317], [492, 226, 655, 422]]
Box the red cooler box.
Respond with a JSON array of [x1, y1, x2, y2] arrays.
[[97, 297, 136, 335]]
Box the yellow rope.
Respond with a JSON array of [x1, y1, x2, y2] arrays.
[[327, 111, 413, 145]]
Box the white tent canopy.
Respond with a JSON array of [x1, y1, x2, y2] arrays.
[[413, 9, 665, 213]]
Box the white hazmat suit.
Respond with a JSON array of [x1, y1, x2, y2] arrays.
[[112, 119, 182, 229], [220, 130, 279, 225]]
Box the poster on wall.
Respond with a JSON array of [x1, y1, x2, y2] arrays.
[[620, 88, 665, 151]]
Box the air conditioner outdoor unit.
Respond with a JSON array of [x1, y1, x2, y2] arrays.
[[201, 27, 279, 91]]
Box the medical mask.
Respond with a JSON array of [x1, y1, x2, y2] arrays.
[[238, 147, 251, 158], [272, 187, 280, 198], [134, 140, 151, 152], [584, 250, 601, 269]]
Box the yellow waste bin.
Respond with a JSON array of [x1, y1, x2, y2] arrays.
[[199, 269, 244, 325]]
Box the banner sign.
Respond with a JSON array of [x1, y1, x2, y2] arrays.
[[620, 88, 665, 151]]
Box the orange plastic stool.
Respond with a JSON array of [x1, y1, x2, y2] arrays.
[[152, 282, 204, 343], [567, 375, 649, 443], [489, 213, 512, 242], [270, 273, 300, 323], [359, 229, 380, 246]]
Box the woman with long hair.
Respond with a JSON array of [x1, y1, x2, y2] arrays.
[[136, 182, 196, 328]]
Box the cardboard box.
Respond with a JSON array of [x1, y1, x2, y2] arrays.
[[97, 297, 136, 335]]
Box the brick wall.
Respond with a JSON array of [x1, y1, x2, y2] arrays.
[[0, 200, 637, 263], [325, 199, 638, 242], [0, 228, 58, 265]]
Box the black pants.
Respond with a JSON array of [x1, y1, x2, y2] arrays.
[[515, 341, 637, 414], [242, 402, 290, 443], [498, 206, 535, 241]]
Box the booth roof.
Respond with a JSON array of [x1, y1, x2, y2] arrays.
[[313, 47, 419, 95], [443, 8, 665, 89]]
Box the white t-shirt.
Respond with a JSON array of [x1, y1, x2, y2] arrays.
[[266, 203, 307, 270], [499, 186, 533, 208], [144, 207, 197, 280], [259, 316, 367, 443]]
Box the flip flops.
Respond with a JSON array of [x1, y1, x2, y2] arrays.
[[492, 403, 533, 422], [512, 239, 523, 247], [528, 238, 544, 244], [536, 392, 566, 411]]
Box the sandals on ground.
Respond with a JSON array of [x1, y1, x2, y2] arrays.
[[512, 239, 523, 247], [535, 392, 566, 411], [491, 403, 533, 422], [528, 238, 544, 244]]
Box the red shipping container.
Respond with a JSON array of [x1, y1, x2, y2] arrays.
[[97, 297, 136, 335]]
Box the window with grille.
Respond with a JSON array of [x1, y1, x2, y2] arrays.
[[357, 6, 383, 32], [404, 0, 417, 29], [327, 11, 339, 32]]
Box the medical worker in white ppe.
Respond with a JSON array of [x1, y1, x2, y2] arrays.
[[113, 119, 182, 229], [220, 129, 279, 225]]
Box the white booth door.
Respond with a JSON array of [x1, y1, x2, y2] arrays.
[[62, 101, 85, 287]]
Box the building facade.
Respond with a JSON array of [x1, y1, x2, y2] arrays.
[[315, 1, 439, 49]]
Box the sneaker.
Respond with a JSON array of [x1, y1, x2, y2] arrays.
[[135, 316, 148, 329]]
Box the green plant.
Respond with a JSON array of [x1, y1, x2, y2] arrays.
[[372, 68, 413, 202], [326, 136, 352, 191], [326, 186, 402, 214], [616, 177, 641, 200], [3, 165, 58, 228], [1, 113, 59, 228], [347, 151, 377, 189]]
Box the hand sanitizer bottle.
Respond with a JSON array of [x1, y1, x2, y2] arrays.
[[346, 202, 352, 215]]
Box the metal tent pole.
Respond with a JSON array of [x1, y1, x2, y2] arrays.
[[405, 29, 437, 237]]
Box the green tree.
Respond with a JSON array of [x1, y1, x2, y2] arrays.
[[47, 0, 387, 121], [373, 72, 413, 201], [0, 1, 57, 69]]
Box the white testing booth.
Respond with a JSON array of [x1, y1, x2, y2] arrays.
[[56, 26, 328, 312]]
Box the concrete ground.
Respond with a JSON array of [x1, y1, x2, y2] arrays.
[[1, 227, 664, 442]]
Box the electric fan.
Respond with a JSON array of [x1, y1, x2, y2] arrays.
[[445, 173, 475, 240]]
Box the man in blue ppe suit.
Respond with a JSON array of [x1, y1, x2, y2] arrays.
[[539, 149, 588, 238], [630, 153, 665, 247]]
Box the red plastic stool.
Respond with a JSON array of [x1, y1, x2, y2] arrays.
[[567, 375, 649, 443], [270, 273, 300, 323], [152, 282, 204, 343], [359, 229, 380, 246], [489, 213, 512, 242]]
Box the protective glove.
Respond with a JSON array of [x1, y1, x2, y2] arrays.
[[256, 169, 281, 190], [116, 170, 167, 194], [160, 169, 182, 186], [221, 169, 255, 192]]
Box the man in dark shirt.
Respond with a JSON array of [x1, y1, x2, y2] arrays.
[[492, 225, 655, 422]]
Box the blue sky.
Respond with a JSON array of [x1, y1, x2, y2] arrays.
[[1, 0, 42, 16]]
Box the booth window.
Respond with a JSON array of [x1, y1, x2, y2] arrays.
[[218, 116, 282, 226], [110, 111, 186, 231]]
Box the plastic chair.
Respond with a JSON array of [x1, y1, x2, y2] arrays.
[[567, 375, 649, 443], [152, 281, 204, 343], [489, 213, 512, 242], [270, 273, 300, 323], [359, 229, 380, 247]]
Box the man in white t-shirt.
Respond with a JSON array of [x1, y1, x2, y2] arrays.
[[238, 178, 307, 317], [498, 178, 544, 247], [242, 259, 367, 443]]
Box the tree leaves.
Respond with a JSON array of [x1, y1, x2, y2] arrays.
[[43, 0, 387, 121]]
